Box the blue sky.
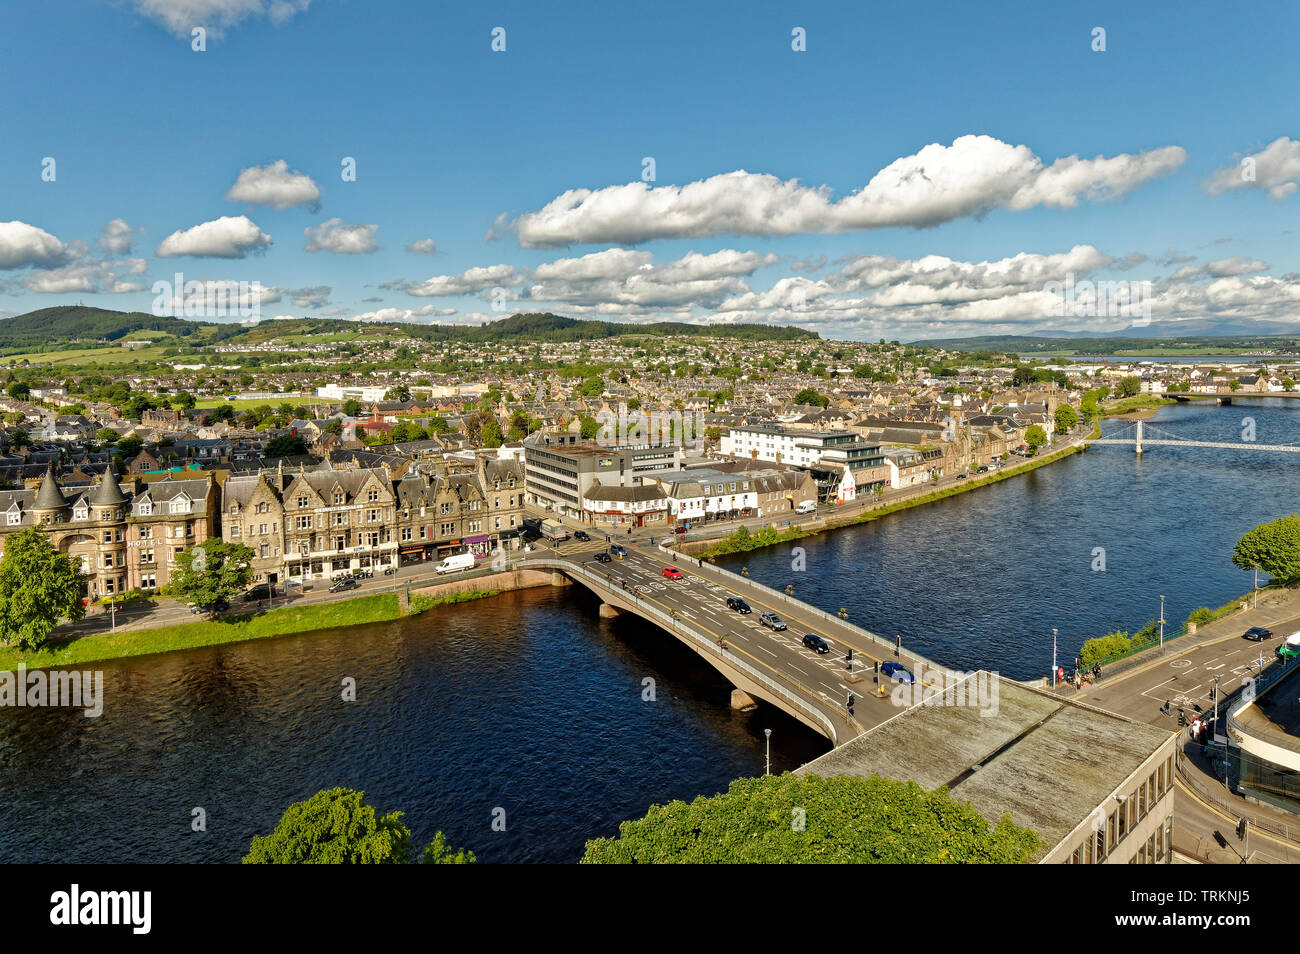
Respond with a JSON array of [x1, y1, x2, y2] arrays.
[[3, 0, 1299, 340]]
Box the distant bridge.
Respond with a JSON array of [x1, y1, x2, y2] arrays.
[[1087, 419, 1300, 455]]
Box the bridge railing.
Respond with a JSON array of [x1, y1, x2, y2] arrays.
[[662, 544, 948, 678], [542, 557, 841, 743]]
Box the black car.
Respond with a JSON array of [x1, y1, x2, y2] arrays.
[[574, 530, 591, 542], [802, 633, 830, 654], [594, 552, 612, 563], [726, 596, 752, 615], [242, 583, 276, 601], [1242, 626, 1273, 641], [329, 576, 360, 593]]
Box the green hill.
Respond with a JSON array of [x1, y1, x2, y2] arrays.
[[0, 307, 818, 350]]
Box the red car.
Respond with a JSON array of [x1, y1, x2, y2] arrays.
[[662, 566, 683, 580]]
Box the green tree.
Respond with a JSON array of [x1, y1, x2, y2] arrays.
[[116, 435, 144, 459], [323, 419, 343, 436], [480, 417, 504, 448], [9, 429, 30, 449], [578, 415, 601, 439], [0, 527, 86, 651], [172, 391, 196, 410], [385, 384, 411, 402], [793, 387, 829, 408], [1233, 514, 1300, 584], [1116, 375, 1141, 398], [264, 435, 308, 458], [244, 788, 415, 864], [582, 773, 1038, 863], [5, 381, 30, 400], [1053, 405, 1078, 434], [243, 787, 474, 865], [96, 427, 120, 443], [342, 399, 363, 417], [1025, 424, 1048, 453], [170, 539, 254, 615]]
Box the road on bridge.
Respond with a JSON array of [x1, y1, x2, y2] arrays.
[[530, 537, 950, 744]]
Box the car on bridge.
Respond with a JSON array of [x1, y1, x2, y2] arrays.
[[1242, 626, 1273, 641], [574, 530, 591, 541], [611, 544, 628, 557], [802, 632, 830, 654], [881, 661, 914, 684], [759, 611, 787, 631], [725, 596, 752, 615], [662, 566, 683, 580], [593, 552, 612, 563]]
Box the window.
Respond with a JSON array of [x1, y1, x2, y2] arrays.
[[231, 525, 241, 538], [296, 516, 312, 530], [334, 492, 345, 505], [140, 550, 154, 564], [368, 490, 379, 502], [297, 496, 309, 508], [138, 501, 152, 516], [6, 511, 19, 526], [367, 509, 380, 523], [103, 531, 113, 544]]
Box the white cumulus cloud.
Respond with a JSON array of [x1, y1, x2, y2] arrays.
[[156, 215, 272, 258], [304, 218, 379, 254], [226, 160, 321, 210], [508, 135, 1186, 246]]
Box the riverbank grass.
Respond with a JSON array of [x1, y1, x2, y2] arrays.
[[409, 589, 500, 616], [0, 594, 403, 672]]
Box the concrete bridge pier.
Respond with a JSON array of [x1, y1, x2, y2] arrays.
[[551, 570, 572, 587], [730, 689, 757, 711], [598, 603, 621, 618]]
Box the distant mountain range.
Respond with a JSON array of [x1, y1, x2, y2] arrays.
[[0, 306, 819, 351], [914, 318, 1300, 353]]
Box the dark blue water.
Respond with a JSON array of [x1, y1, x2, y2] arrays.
[[0, 400, 1292, 862], [0, 586, 826, 863], [719, 400, 1298, 680]]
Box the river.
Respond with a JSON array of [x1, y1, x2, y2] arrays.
[[0, 400, 1294, 863]]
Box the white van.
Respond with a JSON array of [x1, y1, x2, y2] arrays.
[[436, 553, 475, 575], [796, 500, 817, 515]]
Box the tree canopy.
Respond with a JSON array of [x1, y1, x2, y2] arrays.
[[581, 773, 1039, 864], [243, 787, 475, 864], [0, 527, 86, 651], [169, 539, 254, 614], [1233, 514, 1300, 584]]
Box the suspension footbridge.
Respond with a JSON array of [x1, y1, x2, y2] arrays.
[[1087, 419, 1300, 454]]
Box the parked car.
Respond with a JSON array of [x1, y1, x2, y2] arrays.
[[759, 611, 787, 631], [662, 566, 683, 580], [802, 632, 830, 654], [574, 530, 591, 542], [242, 583, 275, 602], [955, 473, 968, 481], [1242, 626, 1273, 641], [726, 596, 752, 614], [594, 552, 612, 563], [881, 661, 914, 684], [329, 576, 359, 593]]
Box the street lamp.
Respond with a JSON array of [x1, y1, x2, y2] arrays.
[[1052, 628, 1058, 687], [764, 728, 771, 777], [1159, 595, 1166, 648]]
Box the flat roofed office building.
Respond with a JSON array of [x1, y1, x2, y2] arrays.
[[800, 675, 1179, 864], [522, 434, 682, 520]]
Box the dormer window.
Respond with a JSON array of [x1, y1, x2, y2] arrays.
[[6, 509, 20, 526], [334, 492, 345, 505], [74, 505, 88, 521], [170, 498, 190, 514]]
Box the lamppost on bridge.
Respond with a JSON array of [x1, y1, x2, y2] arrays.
[[1159, 595, 1166, 648], [764, 728, 771, 777], [1253, 568, 1259, 609], [1052, 628, 1058, 688]]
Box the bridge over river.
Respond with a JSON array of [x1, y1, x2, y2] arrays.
[[521, 540, 955, 745]]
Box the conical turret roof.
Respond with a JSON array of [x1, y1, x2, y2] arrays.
[[90, 465, 127, 507], [34, 459, 68, 510]]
